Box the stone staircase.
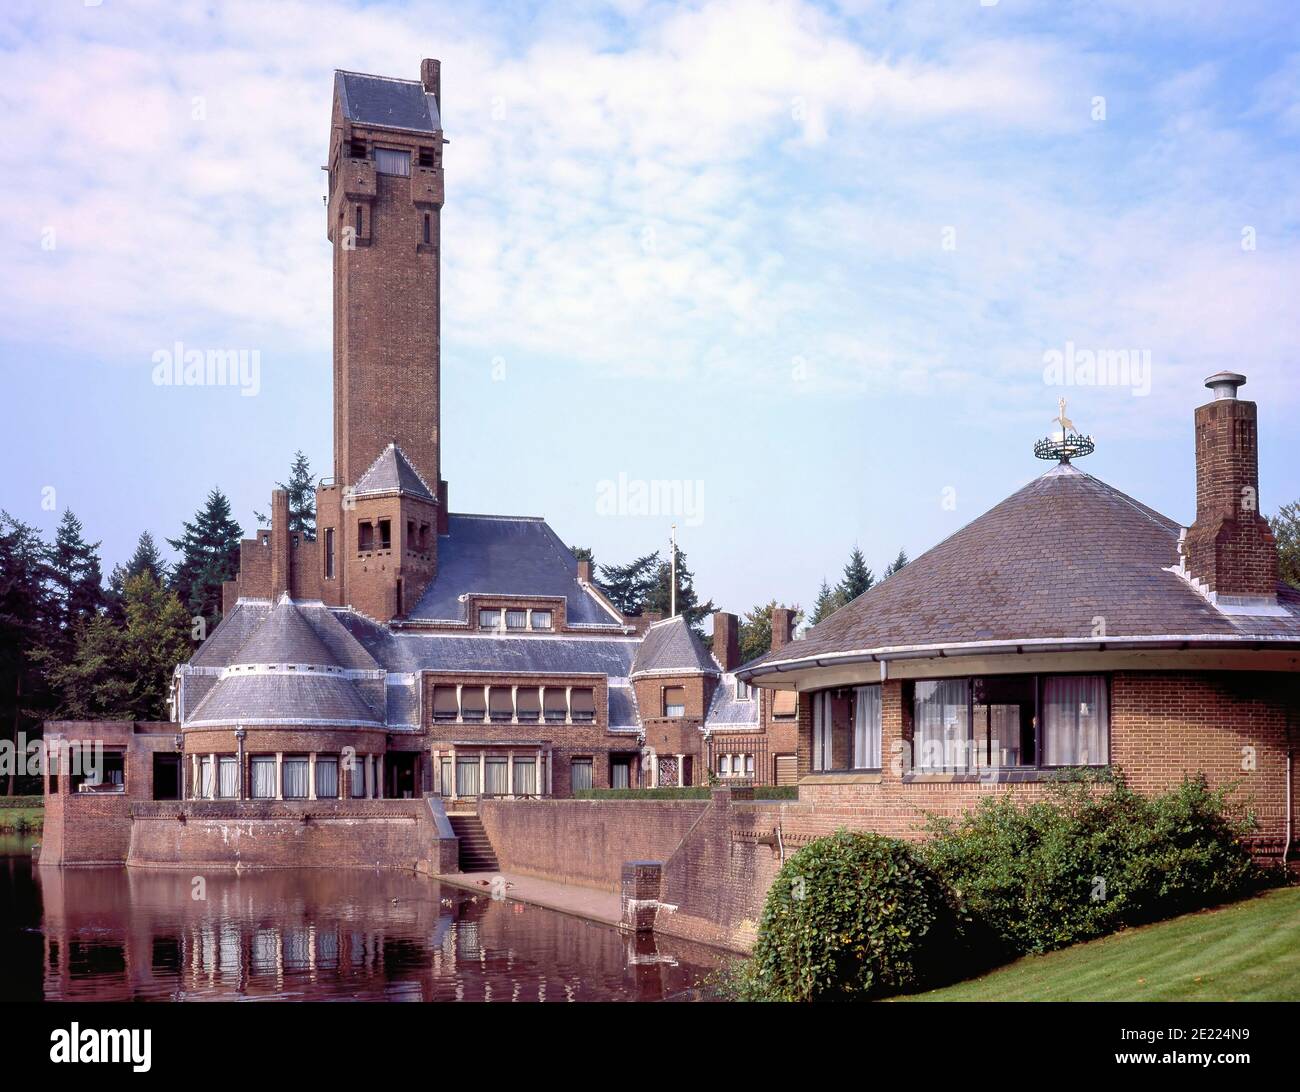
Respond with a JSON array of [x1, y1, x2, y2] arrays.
[[448, 813, 499, 872]]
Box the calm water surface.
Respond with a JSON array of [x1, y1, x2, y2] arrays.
[[0, 837, 723, 1002]]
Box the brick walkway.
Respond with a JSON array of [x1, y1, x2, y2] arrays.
[[437, 870, 623, 927]]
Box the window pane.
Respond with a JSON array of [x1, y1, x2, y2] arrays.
[[250, 757, 276, 799], [316, 757, 339, 799], [374, 147, 410, 176], [349, 756, 367, 798], [853, 685, 882, 769], [456, 758, 480, 797], [812, 692, 833, 771], [663, 686, 685, 717], [484, 758, 508, 796], [200, 757, 215, 799], [505, 610, 527, 630], [531, 610, 552, 630], [914, 679, 970, 771], [611, 759, 630, 789], [973, 675, 1037, 768], [218, 756, 238, 799], [772, 690, 797, 718], [1043, 676, 1108, 766], [479, 609, 499, 630], [283, 758, 310, 799], [513, 759, 537, 795], [570, 759, 593, 792]]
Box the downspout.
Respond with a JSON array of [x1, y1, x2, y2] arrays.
[[1284, 725, 1294, 873]]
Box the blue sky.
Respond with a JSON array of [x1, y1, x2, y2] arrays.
[[2, 0, 1298, 620]]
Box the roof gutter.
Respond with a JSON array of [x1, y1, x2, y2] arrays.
[[737, 635, 1300, 683]]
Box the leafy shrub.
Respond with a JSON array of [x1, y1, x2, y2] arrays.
[[919, 773, 1270, 957], [573, 786, 797, 801], [751, 830, 970, 1001]]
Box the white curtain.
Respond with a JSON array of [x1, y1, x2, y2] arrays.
[[374, 147, 410, 176], [914, 679, 969, 771], [812, 692, 833, 771], [316, 758, 339, 799], [611, 760, 630, 789], [218, 756, 238, 799], [200, 757, 215, 799], [1043, 676, 1108, 766], [513, 759, 537, 795], [456, 758, 480, 797], [282, 758, 309, 799], [350, 757, 368, 798], [571, 759, 593, 791], [250, 757, 276, 799], [854, 686, 882, 769], [484, 759, 508, 796]]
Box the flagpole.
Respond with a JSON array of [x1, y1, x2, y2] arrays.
[[670, 523, 677, 618]]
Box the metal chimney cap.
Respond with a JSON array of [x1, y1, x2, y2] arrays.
[[1205, 372, 1247, 399]]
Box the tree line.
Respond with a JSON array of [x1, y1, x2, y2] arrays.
[[0, 452, 316, 794]]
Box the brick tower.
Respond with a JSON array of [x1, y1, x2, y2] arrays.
[[314, 59, 448, 621]]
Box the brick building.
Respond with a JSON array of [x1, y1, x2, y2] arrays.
[[739, 372, 1300, 867], [42, 60, 795, 867]]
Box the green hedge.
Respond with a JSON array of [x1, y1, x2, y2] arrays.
[[919, 772, 1271, 957], [750, 831, 971, 1001], [573, 786, 797, 801], [0, 796, 44, 809]]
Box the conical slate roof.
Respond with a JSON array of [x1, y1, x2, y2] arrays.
[[232, 594, 339, 667], [631, 615, 719, 677], [746, 462, 1298, 676], [352, 442, 436, 501]]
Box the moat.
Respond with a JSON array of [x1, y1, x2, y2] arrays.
[[0, 837, 723, 1002]]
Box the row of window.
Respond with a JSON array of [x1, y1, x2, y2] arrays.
[[430, 684, 594, 723], [436, 754, 635, 796], [810, 674, 1110, 774], [477, 608, 552, 632], [191, 755, 372, 800], [347, 141, 437, 173]]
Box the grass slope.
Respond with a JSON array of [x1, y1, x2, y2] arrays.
[[896, 887, 1300, 1002]]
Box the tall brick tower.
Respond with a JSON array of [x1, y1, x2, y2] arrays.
[[315, 60, 447, 621]]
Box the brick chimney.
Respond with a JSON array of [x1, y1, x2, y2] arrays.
[[577, 559, 594, 584], [713, 611, 740, 671], [270, 488, 291, 600], [420, 58, 441, 110], [771, 607, 795, 652], [1184, 372, 1279, 601]]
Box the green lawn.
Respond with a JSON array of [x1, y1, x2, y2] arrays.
[[896, 887, 1300, 1002], [0, 807, 43, 833]]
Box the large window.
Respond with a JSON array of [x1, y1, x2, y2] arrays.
[[455, 758, 480, 797], [484, 758, 509, 796], [571, 688, 595, 723], [218, 756, 239, 799], [282, 757, 310, 799], [505, 610, 527, 630], [912, 675, 1107, 773], [374, 147, 410, 176], [570, 758, 593, 792], [531, 610, 552, 631], [663, 686, 685, 718], [513, 758, 537, 795], [812, 686, 881, 772], [611, 756, 632, 789], [316, 757, 339, 799], [349, 756, 367, 798], [250, 756, 276, 799]]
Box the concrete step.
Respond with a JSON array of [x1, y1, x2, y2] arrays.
[[448, 814, 499, 872]]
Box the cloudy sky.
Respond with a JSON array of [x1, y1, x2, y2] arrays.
[[3, 0, 1298, 617]]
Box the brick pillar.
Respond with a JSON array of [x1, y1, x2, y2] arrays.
[[620, 861, 663, 934], [713, 611, 740, 671]]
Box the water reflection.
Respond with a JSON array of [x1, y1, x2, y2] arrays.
[[0, 841, 722, 1002]]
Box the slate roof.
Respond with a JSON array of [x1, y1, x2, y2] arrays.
[[608, 686, 640, 729], [189, 599, 268, 668], [336, 71, 441, 132], [232, 594, 339, 667], [339, 611, 639, 677], [704, 674, 760, 728], [630, 615, 719, 677], [744, 462, 1300, 678], [352, 443, 436, 501], [408, 514, 621, 626], [186, 671, 385, 728]]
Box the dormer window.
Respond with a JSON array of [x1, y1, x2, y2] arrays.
[[479, 608, 501, 631], [374, 147, 410, 176], [505, 610, 527, 631], [735, 678, 751, 700], [530, 610, 552, 631]]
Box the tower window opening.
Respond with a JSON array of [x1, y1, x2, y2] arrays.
[[355, 205, 363, 237], [418, 523, 430, 551], [374, 147, 410, 176], [349, 139, 366, 159], [418, 147, 434, 168], [378, 519, 392, 551], [358, 521, 374, 553], [422, 213, 431, 245], [324, 528, 335, 579]]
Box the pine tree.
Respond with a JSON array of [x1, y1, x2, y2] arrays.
[[837, 545, 874, 604], [598, 552, 660, 616], [644, 545, 715, 637], [168, 488, 242, 622], [810, 579, 841, 625], [46, 509, 105, 638], [883, 548, 910, 579], [1270, 501, 1300, 590], [255, 451, 317, 540], [0, 513, 57, 794], [108, 530, 169, 620], [739, 600, 805, 663]]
